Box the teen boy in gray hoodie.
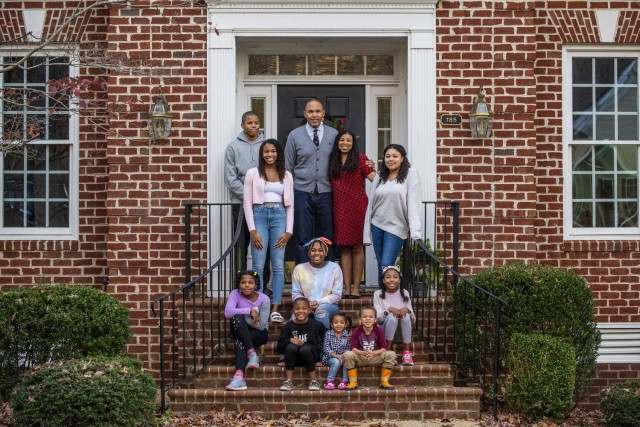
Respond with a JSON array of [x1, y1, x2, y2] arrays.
[[224, 112, 271, 294]]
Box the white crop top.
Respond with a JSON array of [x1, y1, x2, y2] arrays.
[[264, 181, 284, 203]]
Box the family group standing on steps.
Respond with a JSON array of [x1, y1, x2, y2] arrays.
[[223, 99, 422, 392]]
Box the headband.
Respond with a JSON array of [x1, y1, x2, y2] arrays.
[[302, 237, 333, 249], [382, 265, 401, 275]]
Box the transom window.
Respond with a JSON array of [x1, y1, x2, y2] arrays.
[[249, 54, 394, 76], [564, 50, 639, 238], [1, 54, 77, 239]]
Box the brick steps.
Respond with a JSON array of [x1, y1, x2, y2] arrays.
[[166, 291, 483, 420], [192, 363, 453, 388], [168, 386, 483, 421]]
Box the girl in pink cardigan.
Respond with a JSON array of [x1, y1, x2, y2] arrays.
[[243, 139, 294, 323]]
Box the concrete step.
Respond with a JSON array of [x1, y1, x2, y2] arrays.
[[167, 385, 483, 421], [192, 363, 454, 388]]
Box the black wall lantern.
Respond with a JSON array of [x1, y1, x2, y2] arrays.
[[469, 85, 494, 139], [148, 87, 172, 140]]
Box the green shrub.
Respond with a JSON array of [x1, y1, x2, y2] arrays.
[[599, 380, 640, 427], [12, 356, 156, 427], [505, 333, 576, 421], [454, 263, 600, 401], [0, 284, 130, 399]]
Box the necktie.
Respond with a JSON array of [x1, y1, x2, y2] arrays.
[[313, 129, 319, 147]]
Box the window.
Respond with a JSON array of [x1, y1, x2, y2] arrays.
[[248, 54, 394, 76], [564, 49, 639, 238], [1, 54, 78, 239]]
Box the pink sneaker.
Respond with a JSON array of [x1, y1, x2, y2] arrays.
[[324, 380, 336, 390], [402, 351, 414, 366], [337, 380, 347, 390]]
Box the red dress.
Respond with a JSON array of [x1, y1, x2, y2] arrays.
[[330, 154, 375, 246]]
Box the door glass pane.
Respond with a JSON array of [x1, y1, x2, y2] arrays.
[[367, 55, 394, 75], [249, 55, 277, 75], [337, 55, 364, 75], [250, 97, 265, 133], [309, 55, 335, 75], [279, 55, 305, 75], [377, 97, 392, 165]]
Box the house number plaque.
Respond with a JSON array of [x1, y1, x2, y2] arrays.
[[440, 114, 462, 126]]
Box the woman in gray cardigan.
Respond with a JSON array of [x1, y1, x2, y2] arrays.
[[364, 144, 422, 288]]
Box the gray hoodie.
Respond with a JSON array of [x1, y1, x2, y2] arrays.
[[224, 131, 265, 202]]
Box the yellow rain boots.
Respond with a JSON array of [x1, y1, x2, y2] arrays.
[[380, 367, 395, 390], [345, 368, 358, 390]]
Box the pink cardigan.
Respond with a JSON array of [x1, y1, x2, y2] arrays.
[[243, 167, 294, 233]]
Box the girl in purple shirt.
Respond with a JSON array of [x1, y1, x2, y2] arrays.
[[224, 270, 271, 391]]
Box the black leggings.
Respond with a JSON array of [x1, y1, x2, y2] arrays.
[[230, 314, 268, 371], [283, 343, 317, 372]]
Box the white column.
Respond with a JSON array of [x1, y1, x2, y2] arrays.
[[407, 31, 437, 241]]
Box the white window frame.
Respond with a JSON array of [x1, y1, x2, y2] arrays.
[[0, 50, 79, 240], [562, 46, 640, 240]]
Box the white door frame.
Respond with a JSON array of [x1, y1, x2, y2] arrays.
[[206, 0, 438, 279]]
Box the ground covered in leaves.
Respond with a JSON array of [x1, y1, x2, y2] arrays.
[[0, 402, 605, 426]]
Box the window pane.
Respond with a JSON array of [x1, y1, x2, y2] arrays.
[[50, 174, 69, 198], [337, 55, 364, 75], [250, 98, 265, 132], [595, 58, 615, 84], [573, 114, 593, 140], [573, 58, 592, 84], [26, 57, 47, 83], [49, 202, 69, 227], [248, 55, 277, 75], [29, 201, 46, 227], [573, 87, 593, 112], [595, 87, 614, 112], [594, 145, 614, 171], [309, 55, 335, 75], [27, 146, 46, 171], [618, 174, 638, 198], [572, 174, 592, 199], [378, 98, 391, 128], [595, 174, 614, 198], [595, 201, 615, 226], [49, 114, 70, 139], [48, 57, 69, 81], [619, 87, 638, 112], [618, 58, 638, 84], [3, 202, 24, 227], [49, 145, 70, 170], [572, 145, 592, 171], [618, 115, 639, 140], [573, 202, 592, 227], [618, 202, 638, 227], [367, 55, 394, 75], [29, 174, 47, 198], [595, 115, 615, 140], [617, 145, 638, 171], [3, 174, 24, 198], [279, 55, 305, 75]]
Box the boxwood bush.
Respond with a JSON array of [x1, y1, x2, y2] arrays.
[[0, 284, 130, 399], [506, 333, 576, 421], [454, 263, 600, 401], [11, 356, 156, 427], [599, 380, 640, 427]]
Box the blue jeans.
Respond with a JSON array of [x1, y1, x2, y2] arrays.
[[370, 224, 405, 288], [327, 357, 348, 382], [251, 203, 286, 305]]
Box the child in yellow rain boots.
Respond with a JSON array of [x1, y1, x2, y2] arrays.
[[342, 306, 397, 390]]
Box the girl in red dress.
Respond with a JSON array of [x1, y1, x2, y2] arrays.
[[328, 130, 376, 299]]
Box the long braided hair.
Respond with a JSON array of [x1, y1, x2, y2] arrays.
[[378, 143, 410, 185], [328, 130, 360, 179]]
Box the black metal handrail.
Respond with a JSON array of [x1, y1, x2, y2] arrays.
[[401, 201, 507, 418], [150, 203, 242, 413]]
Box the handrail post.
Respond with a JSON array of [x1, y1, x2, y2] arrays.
[[184, 204, 192, 301], [492, 301, 502, 419], [402, 238, 411, 291], [451, 201, 459, 285], [159, 299, 166, 414]]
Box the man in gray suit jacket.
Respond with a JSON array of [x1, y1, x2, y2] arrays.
[[285, 99, 338, 263]]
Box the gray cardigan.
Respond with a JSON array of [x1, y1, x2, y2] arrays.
[[285, 124, 338, 193]]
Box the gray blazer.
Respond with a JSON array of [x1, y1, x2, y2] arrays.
[[285, 124, 338, 193]]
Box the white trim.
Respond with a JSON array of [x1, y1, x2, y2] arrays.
[[562, 45, 640, 240], [0, 50, 79, 241], [597, 322, 640, 363], [594, 10, 620, 44]]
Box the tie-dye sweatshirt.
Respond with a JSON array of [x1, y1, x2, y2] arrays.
[[291, 261, 343, 305]]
